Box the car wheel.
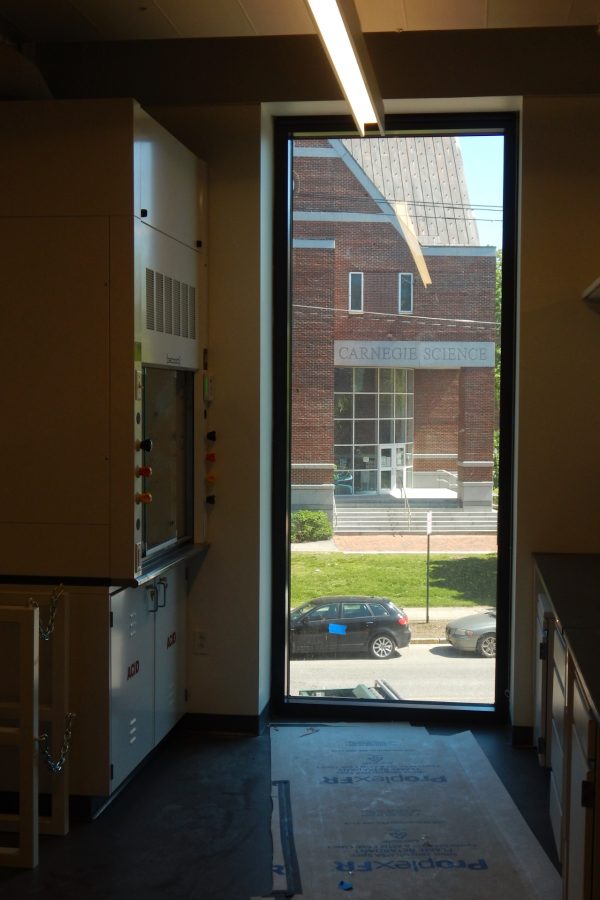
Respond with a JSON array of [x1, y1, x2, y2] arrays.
[[476, 633, 496, 658], [369, 634, 395, 659]]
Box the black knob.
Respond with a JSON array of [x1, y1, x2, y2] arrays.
[[207, 431, 217, 442], [206, 495, 216, 505], [138, 438, 153, 452]]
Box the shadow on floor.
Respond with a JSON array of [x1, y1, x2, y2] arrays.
[[0, 720, 558, 899]]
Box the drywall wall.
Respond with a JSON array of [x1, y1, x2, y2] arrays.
[[514, 95, 600, 725], [148, 104, 271, 719]]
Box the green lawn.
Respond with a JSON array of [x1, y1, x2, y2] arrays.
[[291, 552, 497, 608]]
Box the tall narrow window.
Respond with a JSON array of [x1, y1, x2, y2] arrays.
[[275, 116, 516, 721], [399, 272, 413, 313], [349, 271, 363, 312]]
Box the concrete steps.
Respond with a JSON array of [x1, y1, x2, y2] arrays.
[[333, 507, 497, 534]]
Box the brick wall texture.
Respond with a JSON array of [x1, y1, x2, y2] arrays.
[[290, 140, 496, 493]]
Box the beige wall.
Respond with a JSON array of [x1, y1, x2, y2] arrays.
[[153, 94, 600, 727], [148, 105, 271, 717], [513, 95, 600, 725]]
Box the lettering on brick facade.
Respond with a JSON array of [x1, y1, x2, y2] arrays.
[[334, 341, 494, 368]]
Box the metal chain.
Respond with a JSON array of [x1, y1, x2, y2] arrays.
[[31, 584, 64, 641], [36, 713, 76, 775]]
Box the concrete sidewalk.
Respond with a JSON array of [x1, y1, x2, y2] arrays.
[[292, 534, 497, 554]]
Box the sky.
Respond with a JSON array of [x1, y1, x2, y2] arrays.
[[457, 135, 504, 249]]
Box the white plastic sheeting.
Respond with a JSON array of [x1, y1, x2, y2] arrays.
[[268, 724, 560, 899]]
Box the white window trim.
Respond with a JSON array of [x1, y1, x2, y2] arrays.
[[349, 271, 363, 313], [398, 272, 413, 314]]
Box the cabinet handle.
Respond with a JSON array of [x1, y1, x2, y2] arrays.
[[146, 586, 158, 613], [157, 577, 168, 608]]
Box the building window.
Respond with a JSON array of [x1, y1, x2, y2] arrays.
[[349, 272, 363, 312], [334, 367, 414, 495], [399, 272, 413, 313]]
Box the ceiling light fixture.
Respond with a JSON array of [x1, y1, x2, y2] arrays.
[[306, 0, 384, 136]]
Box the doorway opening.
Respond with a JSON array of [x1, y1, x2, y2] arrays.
[[273, 113, 517, 720]]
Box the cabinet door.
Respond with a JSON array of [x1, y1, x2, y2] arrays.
[[533, 570, 554, 766], [110, 586, 155, 790], [566, 673, 596, 900], [549, 626, 567, 858], [154, 565, 187, 744], [136, 107, 203, 250]]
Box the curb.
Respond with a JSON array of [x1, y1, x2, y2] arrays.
[[410, 637, 448, 644]]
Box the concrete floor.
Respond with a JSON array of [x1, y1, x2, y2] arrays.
[[0, 720, 557, 899]]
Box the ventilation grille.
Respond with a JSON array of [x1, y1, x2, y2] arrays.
[[145, 268, 196, 339]]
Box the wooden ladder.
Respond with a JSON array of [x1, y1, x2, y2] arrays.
[[0, 588, 71, 868], [0, 603, 39, 868]]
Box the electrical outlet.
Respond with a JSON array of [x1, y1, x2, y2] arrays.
[[192, 629, 208, 655]]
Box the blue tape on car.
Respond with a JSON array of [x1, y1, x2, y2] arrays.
[[329, 623, 347, 635]]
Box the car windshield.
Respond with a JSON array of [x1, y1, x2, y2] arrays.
[[290, 603, 317, 621]]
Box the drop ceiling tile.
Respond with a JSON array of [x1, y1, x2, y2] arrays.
[[356, 0, 408, 33], [155, 0, 254, 37], [239, 0, 314, 35], [73, 0, 179, 40], [487, 0, 571, 28], [404, 0, 487, 31], [567, 0, 600, 26]]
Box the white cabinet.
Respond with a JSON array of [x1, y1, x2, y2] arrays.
[[108, 564, 188, 793], [153, 565, 187, 744], [0, 562, 188, 800], [109, 583, 156, 790], [549, 625, 567, 858], [534, 578, 554, 767], [566, 672, 597, 900], [533, 554, 600, 900]]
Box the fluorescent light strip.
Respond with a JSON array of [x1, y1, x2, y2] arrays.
[[307, 0, 378, 135]]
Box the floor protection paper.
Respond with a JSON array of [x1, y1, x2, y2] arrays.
[[269, 724, 560, 899]]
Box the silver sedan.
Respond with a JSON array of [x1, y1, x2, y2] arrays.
[[446, 610, 496, 657]]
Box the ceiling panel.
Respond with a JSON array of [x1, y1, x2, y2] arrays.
[[566, 0, 600, 26], [155, 0, 255, 38], [404, 0, 487, 32], [239, 0, 315, 36], [356, 0, 407, 33], [73, 0, 179, 40], [487, 0, 571, 28], [0, 0, 598, 43]]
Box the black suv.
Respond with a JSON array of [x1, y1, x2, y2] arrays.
[[290, 596, 411, 659]]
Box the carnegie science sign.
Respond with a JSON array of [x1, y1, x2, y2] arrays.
[[334, 341, 495, 368]]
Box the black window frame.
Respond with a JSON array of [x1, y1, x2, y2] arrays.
[[349, 271, 364, 312], [272, 111, 519, 726], [399, 271, 414, 313]]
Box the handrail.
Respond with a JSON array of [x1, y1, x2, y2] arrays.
[[389, 482, 412, 532], [436, 469, 458, 489]]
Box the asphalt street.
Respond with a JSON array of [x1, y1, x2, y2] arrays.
[[290, 642, 495, 704]]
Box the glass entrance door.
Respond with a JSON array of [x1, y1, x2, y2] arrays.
[[378, 444, 407, 493], [378, 444, 393, 492]]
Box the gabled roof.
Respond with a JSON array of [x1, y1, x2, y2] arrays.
[[341, 136, 480, 247]]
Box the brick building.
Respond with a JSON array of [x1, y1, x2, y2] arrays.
[[291, 137, 496, 516]]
